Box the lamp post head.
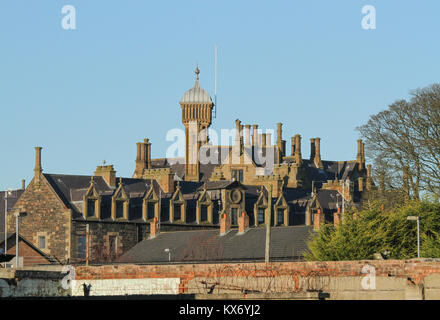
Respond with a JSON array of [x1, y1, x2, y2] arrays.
[[164, 248, 170, 253]]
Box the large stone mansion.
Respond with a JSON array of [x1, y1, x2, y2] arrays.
[[5, 67, 373, 265]]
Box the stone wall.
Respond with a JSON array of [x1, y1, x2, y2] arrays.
[[7, 178, 71, 263]]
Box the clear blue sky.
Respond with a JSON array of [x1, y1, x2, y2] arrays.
[[0, 0, 439, 190]]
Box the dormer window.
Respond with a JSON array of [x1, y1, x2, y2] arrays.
[[112, 178, 129, 221], [169, 183, 186, 223], [196, 188, 213, 224], [232, 169, 243, 182], [83, 178, 101, 219], [142, 186, 159, 221]]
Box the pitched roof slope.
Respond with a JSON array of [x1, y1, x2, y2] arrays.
[[118, 226, 314, 264]]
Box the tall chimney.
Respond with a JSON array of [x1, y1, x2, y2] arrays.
[[277, 122, 286, 156], [252, 125, 258, 146], [21, 179, 26, 190], [310, 139, 315, 160], [144, 138, 152, 169], [314, 138, 322, 169], [357, 139, 364, 170], [295, 134, 302, 165], [34, 147, 43, 183], [134, 141, 147, 178], [266, 133, 272, 146], [262, 133, 267, 148], [291, 137, 296, 157], [235, 119, 241, 147], [244, 125, 251, 147]]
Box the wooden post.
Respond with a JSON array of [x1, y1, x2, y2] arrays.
[[265, 185, 272, 263], [86, 224, 89, 266]]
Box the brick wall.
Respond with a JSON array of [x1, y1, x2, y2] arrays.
[[74, 259, 440, 298]]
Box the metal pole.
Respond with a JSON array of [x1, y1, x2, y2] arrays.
[[15, 214, 18, 268], [4, 194, 7, 267], [265, 185, 272, 263], [417, 218, 420, 258], [342, 181, 345, 215], [85, 224, 89, 266]]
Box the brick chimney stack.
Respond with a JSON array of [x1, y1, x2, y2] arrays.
[[21, 179, 26, 190], [238, 212, 249, 234], [149, 217, 159, 239], [34, 147, 43, 183], [220, 213, 231, 236], [313, 209, 324, 230], [334, 207, 341, 227]]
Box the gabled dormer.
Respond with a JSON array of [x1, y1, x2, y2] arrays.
[[196, 184, 213, 224], [253, 187, 268, 226], [169, 182, 186, 223], [274, 193, 289, 226], [112, 178, 129, 221], [142, 184, 159, 221], [83, 177, 101, 219]]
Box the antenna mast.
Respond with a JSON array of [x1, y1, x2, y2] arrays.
[[214, 44, 218, 118]]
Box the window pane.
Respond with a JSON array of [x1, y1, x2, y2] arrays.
[[258, 208, 265, 224], [239, 170, 243, 183], [77, 236, 86, 259], [174, 204, 181, 220], [277, 209, 284, 225], [87, 199, 95, 217], [231, 208, 238, 225], [201, 205, 208, 221], [147, 202, 155, 220], [38, 236, 46, 249], [116, 201, 124, 219]]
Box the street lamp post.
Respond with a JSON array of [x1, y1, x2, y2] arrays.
[[3, 189, 12, 268], [164, 248, 171, 262], [13, 210, 26, 268], [407, 216, 420, 258]]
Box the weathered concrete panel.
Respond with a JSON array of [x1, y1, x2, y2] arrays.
[[71, 278, 180, 296]]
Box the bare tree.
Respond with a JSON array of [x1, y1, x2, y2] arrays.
[[357, 84, 440, 199]]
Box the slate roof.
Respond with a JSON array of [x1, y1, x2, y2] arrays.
[[118, 225, 314, 264], [43, 173, 158, 219], [0, 189, 24, 234]]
